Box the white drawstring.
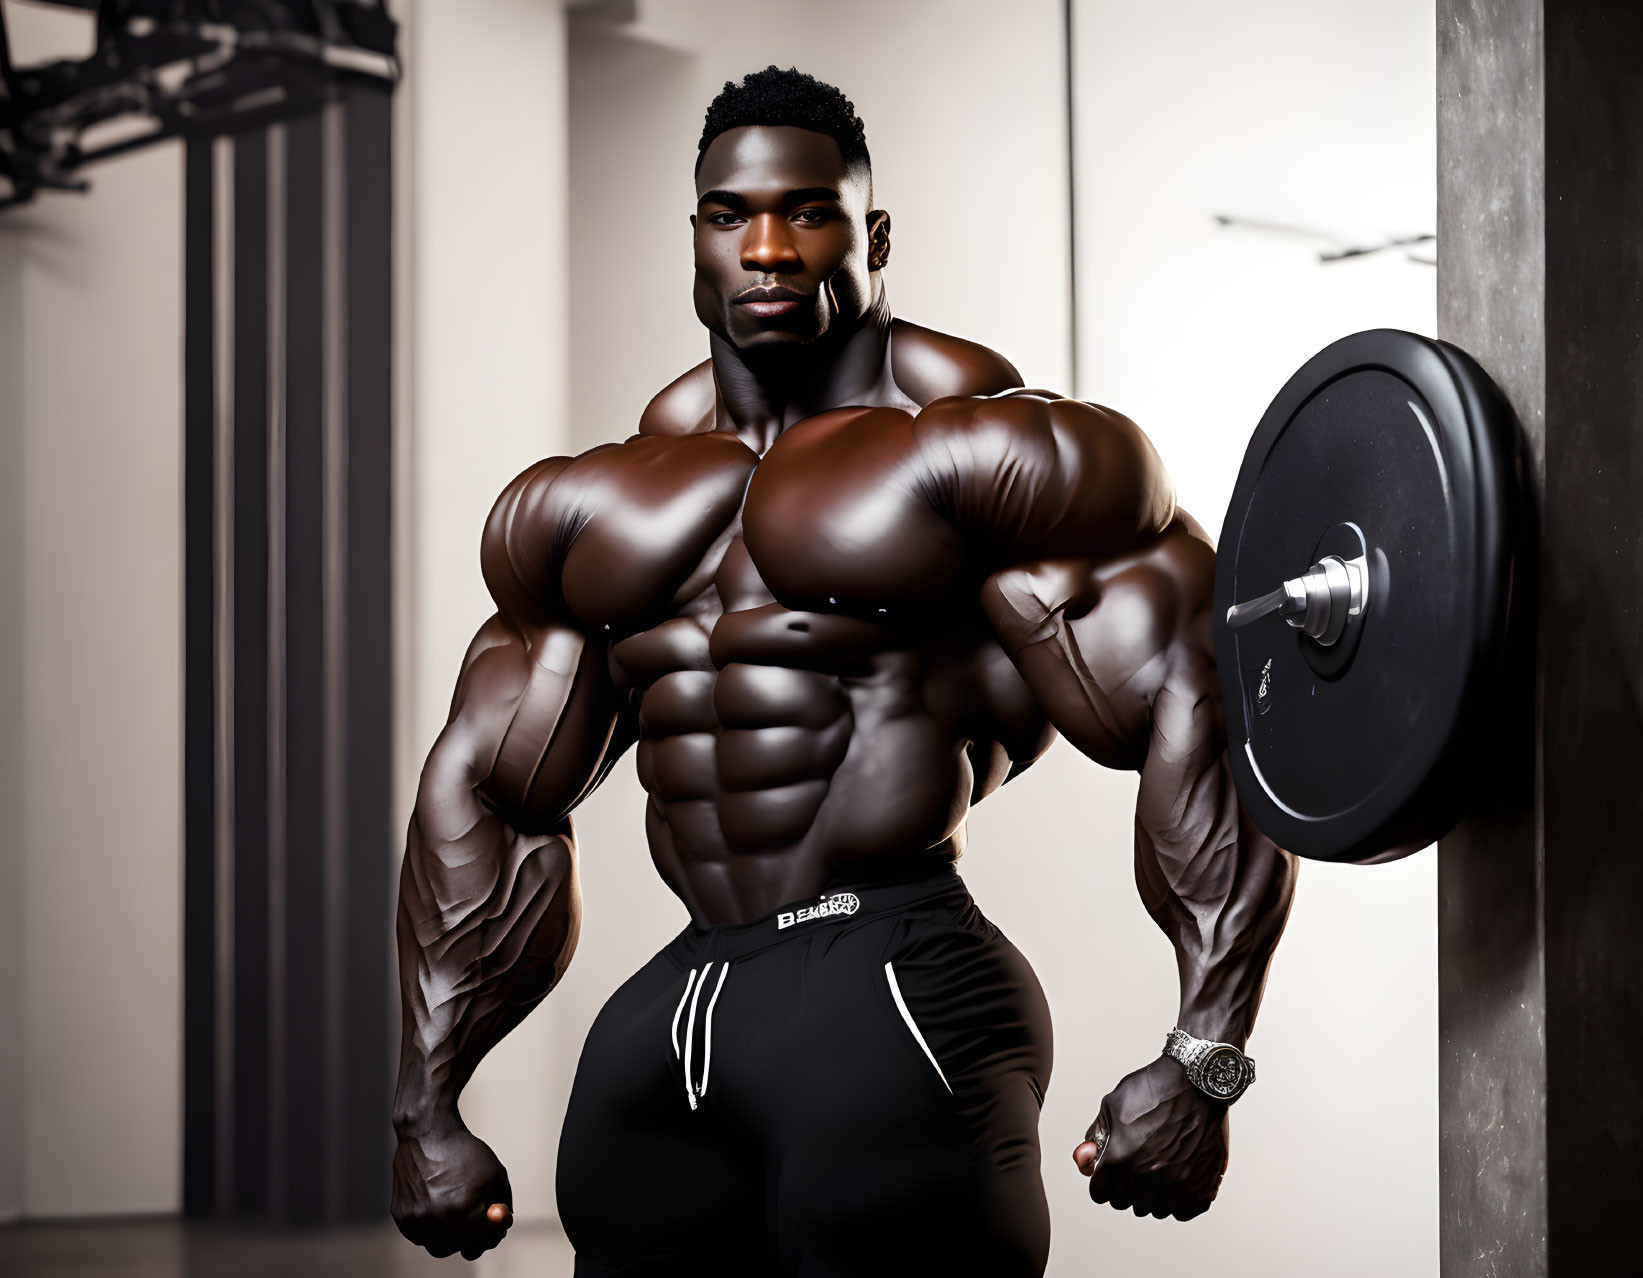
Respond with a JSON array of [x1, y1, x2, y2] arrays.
[[682, 962, 710, 1110], [674, 961, 731, 1110], [670, 968, 698, 1058], [697, 965, 730, 1100]]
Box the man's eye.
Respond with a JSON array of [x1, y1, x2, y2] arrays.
[[792, 209, 828, 224], [708, 212, 744, 226]]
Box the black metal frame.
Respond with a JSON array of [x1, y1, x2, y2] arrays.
[[0, 0, 396, 210]]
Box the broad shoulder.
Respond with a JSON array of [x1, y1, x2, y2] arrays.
[[638, 359, 717, 436], [506, 429, 755, 527], [889, 318, 1024, 404], [906, 390, 1176, 561], [483, 430, 756, 630]]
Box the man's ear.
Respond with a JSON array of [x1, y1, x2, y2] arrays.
[[690, 213, 697, 233], [867, 209, 891, 272]]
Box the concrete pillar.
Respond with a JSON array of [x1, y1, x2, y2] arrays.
[[1437, 1, 1643, 1273]]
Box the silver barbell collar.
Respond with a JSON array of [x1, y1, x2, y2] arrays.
[[1226, 554, 1368, 647]]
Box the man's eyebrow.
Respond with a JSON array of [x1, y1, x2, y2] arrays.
[[697, 188, 746, 208]]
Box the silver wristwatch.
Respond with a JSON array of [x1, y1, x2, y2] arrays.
[[1163, 1028, 1256, 1103]]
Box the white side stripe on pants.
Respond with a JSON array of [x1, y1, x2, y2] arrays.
[[884, 961, 952, 1093]]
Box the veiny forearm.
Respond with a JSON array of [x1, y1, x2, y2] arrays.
[[1133, 657, 1296, 1049], [983, 518, 1297, 1052], [393, 799, 580, 1137]]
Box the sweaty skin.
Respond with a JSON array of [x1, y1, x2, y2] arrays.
[[391, 124, 1297, 1260]]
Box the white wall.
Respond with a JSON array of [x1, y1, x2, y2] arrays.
[[1044, 1, 1439, 1275], [0, 0, 185, 1216], [397, 0, 575, 1224]]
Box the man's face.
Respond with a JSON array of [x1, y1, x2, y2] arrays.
[[692, 125, 880, 351]]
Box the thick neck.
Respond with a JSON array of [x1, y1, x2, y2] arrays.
[[710, 284, 898, 452]]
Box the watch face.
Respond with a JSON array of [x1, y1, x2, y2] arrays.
[[1199, 1046, 1250, 1100]]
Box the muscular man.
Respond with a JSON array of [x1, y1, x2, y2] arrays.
[[391, 67, 1296, 1275]]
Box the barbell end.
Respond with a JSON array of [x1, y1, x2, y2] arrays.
[[1226, 585, 1290, 630]]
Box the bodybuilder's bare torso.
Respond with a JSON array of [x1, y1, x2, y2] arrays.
[[562, 321, 1057, 924]]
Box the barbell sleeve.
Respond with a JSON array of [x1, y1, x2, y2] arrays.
[[1226, 585, 1292, 629]]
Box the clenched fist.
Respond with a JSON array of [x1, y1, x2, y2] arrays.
[[392, 1115, 515, 1260], [1073, 1055, 1229, 1221]]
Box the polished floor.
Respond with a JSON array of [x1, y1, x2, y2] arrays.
[[0, 1218, 576, 1277]]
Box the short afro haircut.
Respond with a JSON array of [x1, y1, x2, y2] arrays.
[[696, 66, 871, 178]]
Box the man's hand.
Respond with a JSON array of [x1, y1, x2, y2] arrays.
[[391, 1116, 515, 1260], [1073, 1055, 1229, 1221]]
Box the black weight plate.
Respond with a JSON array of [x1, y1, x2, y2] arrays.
[[1213, 330, 1522, 864]]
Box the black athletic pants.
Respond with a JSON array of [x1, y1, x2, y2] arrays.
[[556, 865, 1054, 1276]]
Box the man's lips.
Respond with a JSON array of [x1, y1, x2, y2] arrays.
[[735, 286, 808, 318]]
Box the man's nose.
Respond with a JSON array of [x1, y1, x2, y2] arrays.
[[740, 214, 801, 273]]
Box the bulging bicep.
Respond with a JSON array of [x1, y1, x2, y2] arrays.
[[981, 516, 1216, 769], [431, 613, 628, 840]]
